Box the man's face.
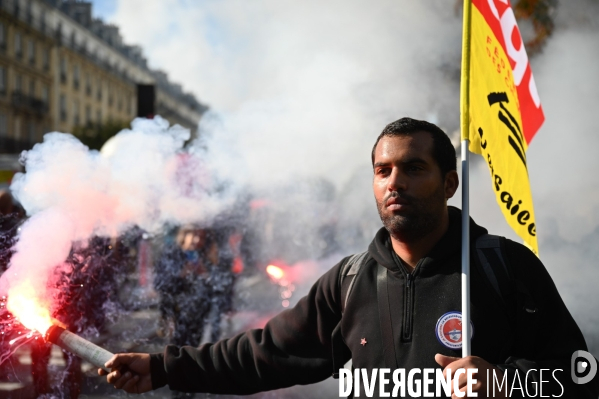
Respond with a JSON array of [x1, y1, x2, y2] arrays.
[[373, 132, 456, 241]]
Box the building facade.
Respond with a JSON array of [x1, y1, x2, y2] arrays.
[[0, 0, 206, 161]]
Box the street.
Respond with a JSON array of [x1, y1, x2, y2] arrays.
[[0, 269, 340, 399]]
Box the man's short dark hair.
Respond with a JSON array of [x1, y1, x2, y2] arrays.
[[371, 117, 457, 176]]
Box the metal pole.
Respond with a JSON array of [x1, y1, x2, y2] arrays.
[[461, 140, 471, 357], [460, 0, 472, 358]]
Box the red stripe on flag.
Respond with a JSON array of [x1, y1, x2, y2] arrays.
[[472, 0, 544, 143]]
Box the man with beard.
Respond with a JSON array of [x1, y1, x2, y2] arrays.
[[101, 118, 598, 398]]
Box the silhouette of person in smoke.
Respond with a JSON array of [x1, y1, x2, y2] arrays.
[[0, 191, 66, 398], [205, 227, 236, 342], [0, 191, 53, 398], [155, 226, 213, 399], [27, 236, 126, 398], [153, 227, 184, 338], [0, 191, 29, 392], [0, 190, 23, 274], [153, 224, 238, 398]]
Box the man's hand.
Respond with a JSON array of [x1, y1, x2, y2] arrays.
[[98, 353, 152, 394], [435, 354, 508, 398]]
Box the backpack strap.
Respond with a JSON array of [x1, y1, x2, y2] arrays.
[[475, 234, 539, 356], [377, 263, 399, 369], [475, 234, 514, 308], [332, 250, 369, 378], [339, 251, 369, 314]]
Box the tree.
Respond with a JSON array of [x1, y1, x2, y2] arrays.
[[72, 120, 129, 151]]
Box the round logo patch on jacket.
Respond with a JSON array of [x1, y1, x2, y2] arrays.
[[435, 311, 474, 350]]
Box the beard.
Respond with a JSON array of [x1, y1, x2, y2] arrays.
[[376, 185, 447, 242]]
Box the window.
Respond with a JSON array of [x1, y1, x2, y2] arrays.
[[85, 105, 91, 125], [60, 57, 67, 83], [29, 79, 35, 97], [42, 47, 49, 70], [27, 121, 35, 142], [85, 74, 91, 96], [0, 113, 7, 137], [96, 79, 102, 100], [41, 85, 49, 104], [0, 22, 6, 50], [73, 64, 79, 89], [60, 94, 67, 121], [25, 2, 32, 24], [14, 117, 21, 139], [15, 74, 22, 93], [96, 109, 101, 124], [0, 66, 5, 94], [73, 100, 79, 125], [14, 33, 22, 58], [27, 40, 35, 66]]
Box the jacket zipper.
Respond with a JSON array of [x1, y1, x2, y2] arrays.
[[403, 273, 414, 341], [401, 258, 425, 342], [391, 250, 423, 342]]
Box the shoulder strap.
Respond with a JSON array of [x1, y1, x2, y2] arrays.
[[476, 234, 540, 357], [331, 251, 368, 379], [475, 234, 538, 315], [339, 250, 369, 314], [475, 234, 513, 306]]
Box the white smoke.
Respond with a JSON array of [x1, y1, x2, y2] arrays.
[[0, 117, 229, 304], [0, 0, 594, 367], [105, 0, 599, 357], [109, 0, 462, 190]]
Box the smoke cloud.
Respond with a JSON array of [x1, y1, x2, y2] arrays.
[[0, 2, 596, 397], [0, 117, 229, 312], [106, 0, 599, 356]]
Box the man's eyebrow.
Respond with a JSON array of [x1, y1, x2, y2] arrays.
[[373, 162, 390, 168], [373, 158, 429, 168], [402, 157, 428, 164]]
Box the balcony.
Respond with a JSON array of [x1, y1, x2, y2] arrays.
[[11, 92, 49, 115]]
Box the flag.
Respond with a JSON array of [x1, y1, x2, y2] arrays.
[[461, 0, 545, 255]]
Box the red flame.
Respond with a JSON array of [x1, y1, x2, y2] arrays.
[[266, 265, 285, 280], [6, 282, 53, 335]]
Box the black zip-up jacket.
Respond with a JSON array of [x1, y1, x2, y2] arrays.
[[150, 207, 599, 398]]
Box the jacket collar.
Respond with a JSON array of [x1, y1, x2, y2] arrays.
[[368, 206, 488, 272]]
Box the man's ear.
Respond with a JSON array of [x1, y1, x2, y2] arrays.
[[444, 170, 459, 199]]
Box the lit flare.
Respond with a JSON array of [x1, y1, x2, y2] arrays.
[[6, 282, 53, 335], [266, 265, 285, 280]]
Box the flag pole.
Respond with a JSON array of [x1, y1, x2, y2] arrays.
[[460, 0, 472, 358]]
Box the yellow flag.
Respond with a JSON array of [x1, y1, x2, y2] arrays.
[[461, 0, 545, 255]]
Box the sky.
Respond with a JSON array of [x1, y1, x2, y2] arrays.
[[88, 0, 599, 353]]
